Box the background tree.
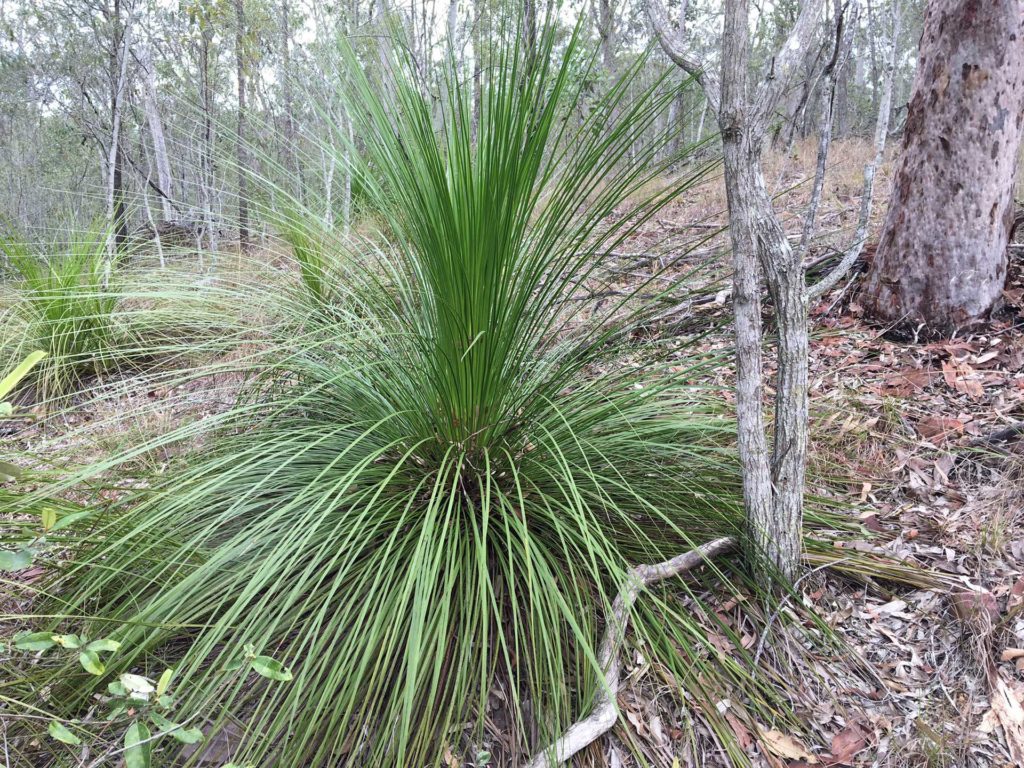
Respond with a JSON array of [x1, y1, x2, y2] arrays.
[[862, 0, 1024, 336], [234, 0, 250, 252]]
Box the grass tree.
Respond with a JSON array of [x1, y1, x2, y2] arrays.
[[3, 22, 800, 768]]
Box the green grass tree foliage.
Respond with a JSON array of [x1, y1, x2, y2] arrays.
[[18, 21, 775, 767], [1, 227, 120, 402]]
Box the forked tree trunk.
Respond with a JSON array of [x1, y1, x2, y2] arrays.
[[720, 119, 808, 585], [862, 0, 1024, 336], [718, 0, 810, 583], [649, 0, 825, 586]]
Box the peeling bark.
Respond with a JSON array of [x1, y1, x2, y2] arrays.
[[863, 0, 1024, 337]]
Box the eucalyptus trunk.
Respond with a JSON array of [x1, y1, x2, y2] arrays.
[[862, 0, 1024, 336]]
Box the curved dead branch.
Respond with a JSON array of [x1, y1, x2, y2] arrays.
[[525, 536, 738, 768]]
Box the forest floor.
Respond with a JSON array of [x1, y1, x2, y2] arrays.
[[587, 138, 1024, 768], [4, 139, 1024, 768]]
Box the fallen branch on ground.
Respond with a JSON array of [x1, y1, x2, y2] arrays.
[[968, 421, 1024, 450], [524, 536, 738, 768]]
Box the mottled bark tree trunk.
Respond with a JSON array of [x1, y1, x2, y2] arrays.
[[862, 0, 1024, 336], [649, 0, 824, 585], [719, 0, 809, 583], [596, 0, 616, 74]]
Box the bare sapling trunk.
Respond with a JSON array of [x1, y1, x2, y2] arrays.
[[199, 21, 218, 255], [717, 2, 808, 582], [646, 0, 900, 585], [862, 0, 1024, 337], [107, 0, 131, 262], [139, 45, 175, 222], [650, 0, 827, 584], [235, 0, 250, 252], [280, 0, 302, 203]]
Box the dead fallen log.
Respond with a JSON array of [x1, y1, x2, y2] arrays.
[[525, 536, 738, 768]]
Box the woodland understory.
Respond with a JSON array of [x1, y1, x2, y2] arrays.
[[3, 138, 1023, 768]]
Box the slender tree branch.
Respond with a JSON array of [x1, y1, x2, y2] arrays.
[[756, 0, 828, 123], [798, 0, 857, 259], [525, 536, 738, 768], [643, 0, 720, 110]]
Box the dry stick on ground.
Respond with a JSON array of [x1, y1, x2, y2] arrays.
[[524, 536, 738, 768]]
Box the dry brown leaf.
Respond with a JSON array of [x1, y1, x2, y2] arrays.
[[989, 673, 1024, 765], [826, 722, 870, 766], [916, 415, 964, 443], [442, 746, 461, 768], [625, 707, 646, 736], [724, 712, 754, 750], [757, 726, 818, 764], [942, 359, 985, 399]]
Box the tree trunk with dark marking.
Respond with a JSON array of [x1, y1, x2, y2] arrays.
[[863, 0, 1024, 336]]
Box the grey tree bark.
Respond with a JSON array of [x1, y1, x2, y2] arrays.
[[280, 0, 302, 202], [649, 0, 828, 584], [234, 0, 250, 252], [106, 0, 130, 256], [139, 45, 175, 222], [195, 9, 218, 254], [594, 0, 616, 74], [862, 0, 1024, 336]]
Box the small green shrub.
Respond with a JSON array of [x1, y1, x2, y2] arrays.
[[2, 227, 120, 402]]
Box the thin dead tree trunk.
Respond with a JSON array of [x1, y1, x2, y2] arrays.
[[280, 0, 302, 202], [807, 0, 901, 298], [107, 0, 131, 260], [234, 0, 250, 252], [526, 538, 738, 767], [138, 45, 174, 222], [198, 18, 217, 255], [472, 0, 485, 138]]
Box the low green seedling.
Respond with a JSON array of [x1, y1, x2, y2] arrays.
[[8, 632, 292, 767]]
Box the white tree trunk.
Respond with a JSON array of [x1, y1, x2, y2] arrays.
[[139, 46, 174, 222], [106, 0, 131, 262]]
